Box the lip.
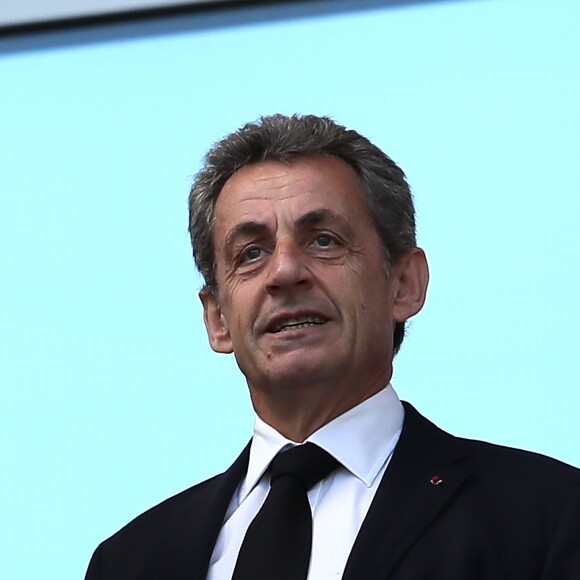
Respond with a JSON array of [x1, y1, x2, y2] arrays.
[[263, 310, 330, 334]]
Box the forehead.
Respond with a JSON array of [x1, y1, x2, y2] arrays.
[[214, 155, 372, 230]]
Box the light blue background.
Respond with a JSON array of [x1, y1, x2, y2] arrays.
[[1, 0, 579, 578]]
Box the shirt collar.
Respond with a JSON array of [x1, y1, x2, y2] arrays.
[[240, 384, 404, 501]]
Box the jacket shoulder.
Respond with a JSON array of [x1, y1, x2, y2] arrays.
[[85, 444, 251, 579], [107, 473, 224, 544], [402, 401, 580, 496]]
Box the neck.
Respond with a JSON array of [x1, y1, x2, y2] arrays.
[[248, 375, 390, 442]]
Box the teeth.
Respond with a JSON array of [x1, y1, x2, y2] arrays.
[[273, 317, 325, 333]]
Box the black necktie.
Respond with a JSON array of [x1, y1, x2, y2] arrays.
[[232, 443, 339, 580]]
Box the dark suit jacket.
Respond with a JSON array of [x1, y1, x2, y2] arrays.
[[85, 403, 580, 579]]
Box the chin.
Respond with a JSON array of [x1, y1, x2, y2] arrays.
[[259, 359, 344, 391]]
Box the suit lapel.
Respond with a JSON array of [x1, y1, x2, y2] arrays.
[[172, 443, 251, 579], [342, 403, 474, 580]]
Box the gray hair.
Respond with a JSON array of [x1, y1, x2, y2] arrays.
[[188, 113, 417, 354]]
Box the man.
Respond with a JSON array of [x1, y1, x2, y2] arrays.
[[85, 114, 580, 579]]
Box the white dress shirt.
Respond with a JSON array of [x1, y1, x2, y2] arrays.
[[207, 384, 404, 579]]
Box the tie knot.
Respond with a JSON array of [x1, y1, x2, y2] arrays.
[[269, 443, 339, 491]]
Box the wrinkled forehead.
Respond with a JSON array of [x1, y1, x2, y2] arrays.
[[214, 156, 370, 230]]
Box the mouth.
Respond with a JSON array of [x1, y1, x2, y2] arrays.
[[269, 315, 328, 334]]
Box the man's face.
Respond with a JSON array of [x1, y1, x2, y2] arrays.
[[201, 155, 425, 404]]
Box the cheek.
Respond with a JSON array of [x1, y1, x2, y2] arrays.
[[221, 288, 257, 338]]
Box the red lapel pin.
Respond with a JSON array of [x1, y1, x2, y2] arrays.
[[430, 475, 443, 486]]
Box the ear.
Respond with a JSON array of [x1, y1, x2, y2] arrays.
[[391, 248, 429, 323], [199, 287, 234, 354]]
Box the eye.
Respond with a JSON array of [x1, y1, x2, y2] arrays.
[[313, 233, 336, 248], [239, 246, 263, 263]]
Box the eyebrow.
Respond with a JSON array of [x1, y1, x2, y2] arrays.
[[296, 209, 347, 229], [223, 221, 269, 257]]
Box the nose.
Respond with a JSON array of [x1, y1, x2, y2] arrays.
[[265, 239, 313, 294]]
